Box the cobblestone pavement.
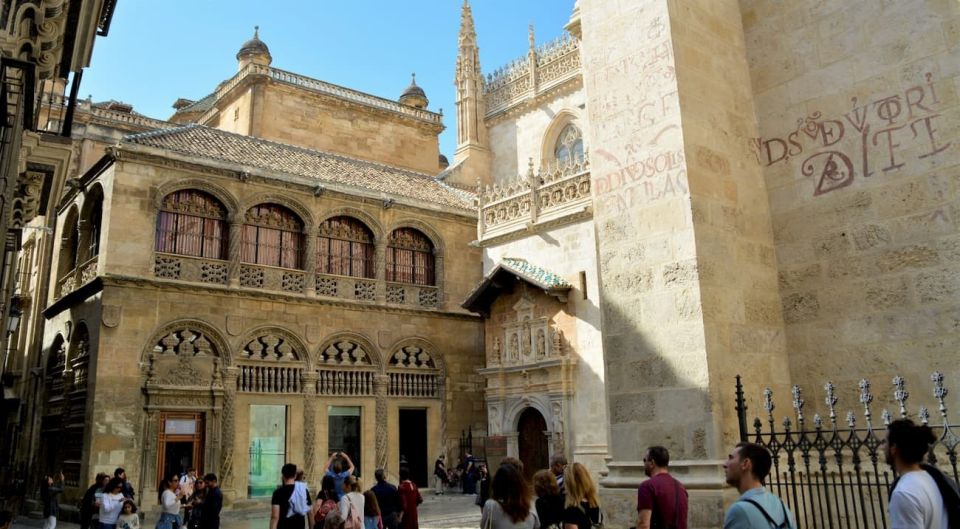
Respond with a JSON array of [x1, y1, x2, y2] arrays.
[[12, 490, 481, 529]]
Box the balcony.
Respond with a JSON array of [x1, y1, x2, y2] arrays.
[[477, 155, 592, 243], [56, 256, 99, 299]]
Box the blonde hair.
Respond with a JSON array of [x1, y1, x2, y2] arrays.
[[564, 463, 599, 509]]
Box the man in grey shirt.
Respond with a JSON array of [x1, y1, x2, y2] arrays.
[[723, 443, 796, 529]]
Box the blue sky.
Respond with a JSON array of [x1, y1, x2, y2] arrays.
[[82, 1, 575, 158]]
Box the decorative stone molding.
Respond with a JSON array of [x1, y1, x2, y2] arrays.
[[484, 33, 581, 118]]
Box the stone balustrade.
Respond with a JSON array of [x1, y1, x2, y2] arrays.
[[484, 33, 581, 117], [387, 371, 440, 398], [205, 63, 443, 125], [477, 155, 592, 242], [56, 256, 99, 298], [151, 254, 442, 311]]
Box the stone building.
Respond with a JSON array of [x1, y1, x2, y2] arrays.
[[3, 0, 960, 526]]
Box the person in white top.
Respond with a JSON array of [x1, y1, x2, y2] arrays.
[[97, 478, 126, 529], [339, 475, 366, 527], [156, 473, 185, 529], [885, 419, 948, 529]]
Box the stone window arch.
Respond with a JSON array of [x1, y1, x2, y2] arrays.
[[156, 189, 228, 259], [553, 123, 584, 167], [386, 342, 442, 398], [386, 228, 435, 286], [237, 329, 308, 394], [78, 185, 104, 263], [315, 334, 380, 397], [317, 216, 375, 279], [58, 206, 80, 281], [69, 323, 91, 390], [241, 203, 304, 269]]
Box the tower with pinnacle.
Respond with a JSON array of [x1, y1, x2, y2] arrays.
[[452, 0, 491, 187]]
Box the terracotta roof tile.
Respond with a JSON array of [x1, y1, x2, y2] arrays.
[[121, 124, 475, 211]]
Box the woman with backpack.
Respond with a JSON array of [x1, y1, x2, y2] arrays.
[[480, 464, 539, 529], [562, 463, 601, 529], [312, 475, 340, 529], [338, 476, 365, 529]]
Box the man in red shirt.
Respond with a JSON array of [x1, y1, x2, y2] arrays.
[[637, 446, 688, 529]]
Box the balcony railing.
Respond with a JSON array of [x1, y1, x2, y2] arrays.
[[153, 253, 228, 285], [385, 282, 440, 308], [478, 155, 591, 242], [315, 273, 377, 303], [56, 256, 99, 298]]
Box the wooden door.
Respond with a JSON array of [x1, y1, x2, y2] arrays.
[[517, 408, 548, 480], [157, 412, 204, 486]]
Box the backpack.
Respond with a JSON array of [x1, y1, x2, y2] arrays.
[[741, 498, 791, 529], [890, 464, 960, 529], [344, 495, 364, 529], [315, 499, 337, 526], [578, 502, 604, 529]]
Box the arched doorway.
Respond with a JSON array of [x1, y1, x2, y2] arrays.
[[517, 407, 548, 479]]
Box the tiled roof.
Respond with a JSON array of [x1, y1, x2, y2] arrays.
[[500, 258, 572, 288], [461, 257, 571, 314], [173, 92, 216, 115], [120, 124, 475, 211]]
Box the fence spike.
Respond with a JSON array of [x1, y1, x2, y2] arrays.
[[824, 381, 838, 422], [792, 385, 805, 424], [881, 409, 892, 426], [813, 413, 823, 429], [893, 375, 909, 418], [763, 387, 775, 419], [859, 378, 874, 426], [919, 406, 930, 425], [846, 410, 856, 428], [932, 371, 949, 420]]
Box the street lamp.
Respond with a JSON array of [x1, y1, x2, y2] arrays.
[[7, 299, 22, 335]]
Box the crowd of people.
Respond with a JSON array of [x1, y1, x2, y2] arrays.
[[11, 419, 958, 529]]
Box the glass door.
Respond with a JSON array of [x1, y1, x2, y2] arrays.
[[248, 405, 287, 497]]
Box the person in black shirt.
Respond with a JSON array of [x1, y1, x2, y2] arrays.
[[562, 463, 601, 529], [533, 470, 564, 529], [271, 464, 312, 529], [200, 473, 223, 529], [370, 469, 402, 529]]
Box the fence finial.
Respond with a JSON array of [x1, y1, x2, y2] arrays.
[[932, 372, 949, 420], [882, 409, 892, 426], [792, 385, 805, 425], [824, 381, 838, 423], [919, 406, 930, 425], [859, 379, 874, 426], [893, 375, 909, 418], [763, 387, 775, 420], [846, 410, 856, 428]]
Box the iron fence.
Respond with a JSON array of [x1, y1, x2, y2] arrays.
[[735, 372, 958, 529]]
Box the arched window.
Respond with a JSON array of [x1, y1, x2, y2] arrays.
[[317, 216, 375, 278], [59, 208, 79, 278], [241, 203, 304, 269], [155, 190, 228, 259], [81, 188, 104, 261], [386, 228, 435, 286], [554, 124, 584, 167]]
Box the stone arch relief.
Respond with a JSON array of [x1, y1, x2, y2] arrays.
[[145, 327, 224, 388]]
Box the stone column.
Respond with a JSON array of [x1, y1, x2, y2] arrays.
[[303, 229, 318, 297], [373, 374, 389, 471], [302, 371, 319, 482], [578, 1, 789, 527], [375, 240, 387, 303], [227, 221, 243, 287], [219, 367, 239, 499]]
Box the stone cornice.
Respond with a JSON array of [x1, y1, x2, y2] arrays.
[[111, 144, 478, 221], [484, 74, 583, 127], [474, 207, 592, 248], [94, 274, 482, 322]]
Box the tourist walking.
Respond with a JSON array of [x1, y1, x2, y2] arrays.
[[371, 469, 403, 529], [118, 500, 140, 529], [291, 470, 312, 522], [178, 468, 198, 502], [80, 473, 109, 529], [200, 473, 223, 529], [183, 476, 206, 529], [475, 464, 490, 509], [433, 455, 448, 494], [398, 467, 423, 529], [461, 453, 477, 495], [885, 419, 957, 529], [156, 473, 184, 529], [562, 463, 601, 529], [97, 478, 126, 529], [313, 475, 340, 528], [637, 446, 688, 529], [339, 476, 366, 529], [363, 490, 384, 529], [272, 464, 312, 529], [326, 452, 357, 498], [550, 454, 568, 495], [41, 472, 65, 529], [481, 464, 539, 529], [722, 443, 796, 529], [533, 470, 564, 529]]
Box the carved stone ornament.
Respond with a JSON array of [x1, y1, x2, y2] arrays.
[[390, 346, 437, 369], [241, 334, 300, 361], [320, 340, 371, 366], [306, 324, 323, 344], [101, 305, 122, 328], [226, 315, 244, 336]]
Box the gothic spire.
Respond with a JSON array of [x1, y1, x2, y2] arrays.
[[458, 0, 477, 49]]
